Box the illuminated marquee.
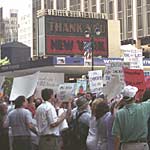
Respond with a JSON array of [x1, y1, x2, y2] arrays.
[[44, 15, 108, 57]]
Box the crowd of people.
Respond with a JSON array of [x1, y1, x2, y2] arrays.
[[0, 85, 150, 150]]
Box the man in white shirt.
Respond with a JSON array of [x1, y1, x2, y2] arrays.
[[36, 88, 66, 150]]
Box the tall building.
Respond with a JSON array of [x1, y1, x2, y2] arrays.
[[3, 9, 18, 43], [0, 7, 4, 44], [9, 9, 18, 42], [32, 0, 150, 57], [18, 1, 33, 57]]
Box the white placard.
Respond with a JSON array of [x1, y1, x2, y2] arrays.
[[57, 83, 76, 101], [123, 49, 143, 69], [88, 70, 103, 93], [10, 72, 39, 101], [35, 72, 64, 98], [102, 75, 122, 102]]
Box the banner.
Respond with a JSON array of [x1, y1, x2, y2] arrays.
[[84, 41, 92, 66], [123, 68, 146, 100], [10, 72, 39, 101], [35, 72, 64, 98], [88, 70, 103, 93], [57, 83, 76, 101]]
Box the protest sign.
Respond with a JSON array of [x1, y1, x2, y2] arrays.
[[123, 68, 146, 101], [75, 79, 87, 95], [102, 75, 122, 102], [103, 63, 112, 85], [123, 49, 143, 69], [35, 72, 64, 98], [57, 83, 76, 101], [88, 70, 103, 93], [103, 61, 129, 87], [10, 72, 39, 101]]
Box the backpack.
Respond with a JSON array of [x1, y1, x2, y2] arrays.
[[68, 110, 89, 150]]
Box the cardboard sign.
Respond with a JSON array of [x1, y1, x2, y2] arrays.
[[10, 72, 39, 101], [88, 70, 103, 93], [123, 68, 146, 100]]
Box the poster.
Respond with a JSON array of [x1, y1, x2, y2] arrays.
[[88, 70, 103, 93], [75, 79, 87, 95]]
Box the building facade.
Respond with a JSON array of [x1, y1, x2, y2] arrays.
[[30, 0, 150, 58], [33, 0, 150, 44], [18, 1, 33, 57]]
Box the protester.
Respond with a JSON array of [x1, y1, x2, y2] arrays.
[[0, 102, 9, 150], [69, 96, 91, 150], [36, 88, 67, 150], [94, 100, 110, 150], [112, 85, 150, 150], [86, 98, 104, 150], [26, 95, 36, 117], [141, 88, 150, 148], [4, 95, 37, 150]]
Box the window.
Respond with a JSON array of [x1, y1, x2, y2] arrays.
[[118, 0, 122, 11], [127, 17, 132, 31], [10, 13, 17, 18], [147, 0, 150, 4], [137, 0, 142, 7], [127, 0, 132, 9], [119, 19, 123, 33], [109, 1, 113, 14], [148, 13, 150, 27], [138, 14, 142, 29], [101, 4, 105, 13]]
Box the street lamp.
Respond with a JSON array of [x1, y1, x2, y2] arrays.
[[84, 28, 101, 71]]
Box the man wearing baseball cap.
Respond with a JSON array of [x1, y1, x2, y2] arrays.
[[112, 85, 150, 150]]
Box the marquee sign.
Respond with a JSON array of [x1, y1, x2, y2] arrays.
[[45, 15, 108, 57]]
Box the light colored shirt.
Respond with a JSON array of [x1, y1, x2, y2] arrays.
[[36, 101, 59, 136], [7, 108, 32, 136], [112, 100, 150, 143], [86, 116, 97, 150]]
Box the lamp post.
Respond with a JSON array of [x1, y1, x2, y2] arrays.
[[84, 28, 100, 71]]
